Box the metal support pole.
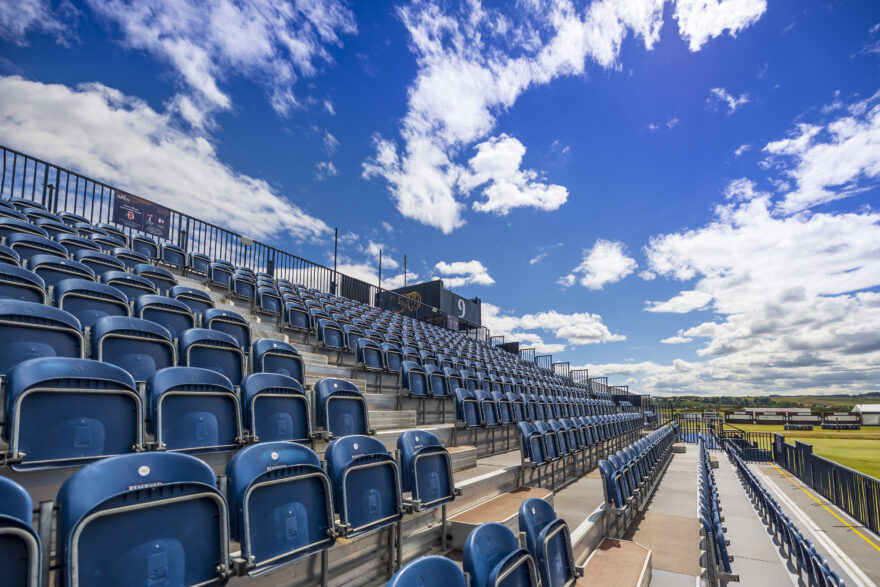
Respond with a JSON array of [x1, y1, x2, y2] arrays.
[[441, 504, 448, 551], [321, 549, 329, 587]]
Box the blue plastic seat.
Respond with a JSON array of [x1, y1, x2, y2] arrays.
[[28, 254, 94, 288], [252, 338, 304, 383], [160, 243, 186, 267], [171, 285, 214, 316], [8, 233, 67, 262], [317, 317, 345, 350], [110, 247, 150, 269], [397, 430, 455, 510], [0, 218, 49, 239], [0, 242, 20, 266], [476, 390, 500, 426], [401, 360, 429, 396], [72, 249, 125, 274], [325, 435, 402, 537], [425, 364, 449, 397], [389, 556, 466, 587], [241, 373, 311, 443], [283, 299, 310, 330], [257, 286, 282, 315], [9, 198, 48, 212], [74, 222, 106, 238], [96, 223, 128, 244], [55, 278, 129, 329], [518, 422, 548, 466], [92, 316, 175, 383], [463, 522, 539, 587], [188, 252, 210, 274], [0, 476, 41, 586], [35, 218, 77, 239], [208, 261, 232, 288], [227, 441, 334, 570], [454, 388, 482, 427], [356, 337, 384, 370], [0, 300, 83, 375], [0, 264, 45, 303], [131, 235, 158, 259], [493, 391, 515, 424], [203, 307, 250, 349], [314, 377, 369, 437], [55, 233, 101, 256], [58, 212, 89, 226], [100, 270, 157, 299], [382, 342, 403, 372], [0, 205, 26, 220], [518, 498, 576, 587], [134, 263, 177, 294], [91, 233, 126, 252], [230, 271, 255, 299], [147, 366, 242, 452], [133, 294, 195, 339], [4, 357, 141, 468], [56, 452, 230, 586], [179, 328, 245, 384]]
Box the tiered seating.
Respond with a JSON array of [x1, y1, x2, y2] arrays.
[[699, 439, 734, 583], [728, 444, 845, 587], [598, 423, 677, 537], [518, 497, 581, 585]]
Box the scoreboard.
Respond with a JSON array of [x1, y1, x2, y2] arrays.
[[389, 280, 482, 328]]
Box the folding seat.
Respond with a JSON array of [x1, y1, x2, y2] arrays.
[[389, 556, 466, 587], [179, 328, 245, 384], [316, 316, 345, 350], [401, 360, 429, 396], [35, 218, 78, 239], [208, 261, 233, 288], [241, 373, 311, 443], [9, 198, 48, 213], [0, 204, 26, 220], [8, 233, 67, 263], [54, 233, 99, 257], [548, 420, 573, 455], [460, 369, 479, 392], [4, 357, 142, 469], [425, 364, 450, 397], [282, 298, 310, 331], [226, 442, 333, 572], [133, 294, 195, 340], [147, 365, 242, 452], [57, 451, 230, 586], [397, 429, 455, 510], [203, 307, 250, 349], [490, 391, 515, 424], [444, 366, 463, 390], [74, 221, 105, 238], [257, 286, 283, 316], [518, 498, 577, 587], [0, 476, 41, 586], [314, 377, 370, 437], [93, 223, 125, 243], [55, 278, 129, 329], [230, 270, 256, 299], [159, 242, 186, 267], [0, 300, 83, 375], [130, 234, 159, 259], [73, 249, 125, 275], [101, 270, 157, 300], [111, 247, 150, 269], [598, 459, 627, 507], [476, 390, 500, 426], [357, 337, 384, 371], [252, 338, 304, 383], [29, 254, 95, 289], [0, 264, 45, 303], [188, 251, 210, 274], [401, 345, 421, 364], [342, 323, 365, 350], [133, 263, 177, 295], [419, 349, 439, 368], [534, 421, 560, 460], [325, 435, 402, 537], [0, 218, 49, 240], [171, 284, 214, 316], [59, 211, 88, 226], [463, 522, 538, 587], [0, 242, 20, 266], [92, 316, 175, 383], [91, 233, 126, 252], [381, 342, 404, 373]]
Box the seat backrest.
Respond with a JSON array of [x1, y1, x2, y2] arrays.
[[388, 556, 466, 587], [179, 327, 244, 384], [101, 270, 157, 299], [240, 372, 310, 442], [203, 308, 250, 349], [0, 474, 41, 587], [56, 451, 228, 587], [0, 264, 45, 303], [170, 285, 214, 314], [397, 429, 454, 508], [463, 522, 536, 587], [134, 294, 195, 339], [252, 338, 304, 382], [55, 278, 129, 329], [313, 377, 367, 436], [92, 316, 174, 382], [0, 300, 83, 375]]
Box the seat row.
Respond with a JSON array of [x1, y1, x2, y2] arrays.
[[698, 439, 733, 584], [2, 361, 367, 469], [598, 424, 678, 537], [454, 388, 618, 427], [388, 498, 578, 587], [0, 429, 455, 586], [727, 444, 845, 587]]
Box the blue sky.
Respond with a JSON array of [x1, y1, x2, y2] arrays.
[[1, 0, 879, 396]]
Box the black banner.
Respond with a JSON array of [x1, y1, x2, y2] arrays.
[[112, 190, 170, 239]]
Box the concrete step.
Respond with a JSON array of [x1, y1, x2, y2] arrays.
[[370, 410, 417, 430], [447, 445, 478, 472], [581, 539, 652, 587], [447, 486, 553, 550], [299, 350, 329, 366]]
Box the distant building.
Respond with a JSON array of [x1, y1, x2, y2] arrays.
[[853, 404, 880, 426]]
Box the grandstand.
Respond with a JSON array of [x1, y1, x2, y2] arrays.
[[0, 147, 877, 587]]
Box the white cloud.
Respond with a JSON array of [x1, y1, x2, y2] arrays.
[[529, 253, 548, 265], [666, 116, 680, 129], [646, 289, 713, 313], [560, 239, 638, 290], [639, 270, 656, 280], [723, 177, 765, 201], [0, 75, 329, 242], [83, 0, 356, 124], [734, 143, 750, 157], [335, 261, 413, 290], [461, 134, 568, 214], [763, 91, 880, 213], [364, 240, 399, 270], [364, 0, 764, 232], [483, 302, 625, 351], [660, 334, 693, 344], [0, 0, 74, 46], [674, 0, 766, 52], [323, 99, 335, 115], [707, 87, 749, 114], [323, 130, 339, 155], [315, 161, 338, 180], [434, 260, 495, 288], [381, 221, 394, 233]]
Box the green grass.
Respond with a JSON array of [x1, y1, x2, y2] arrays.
[[729, 424, 880, 479]]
